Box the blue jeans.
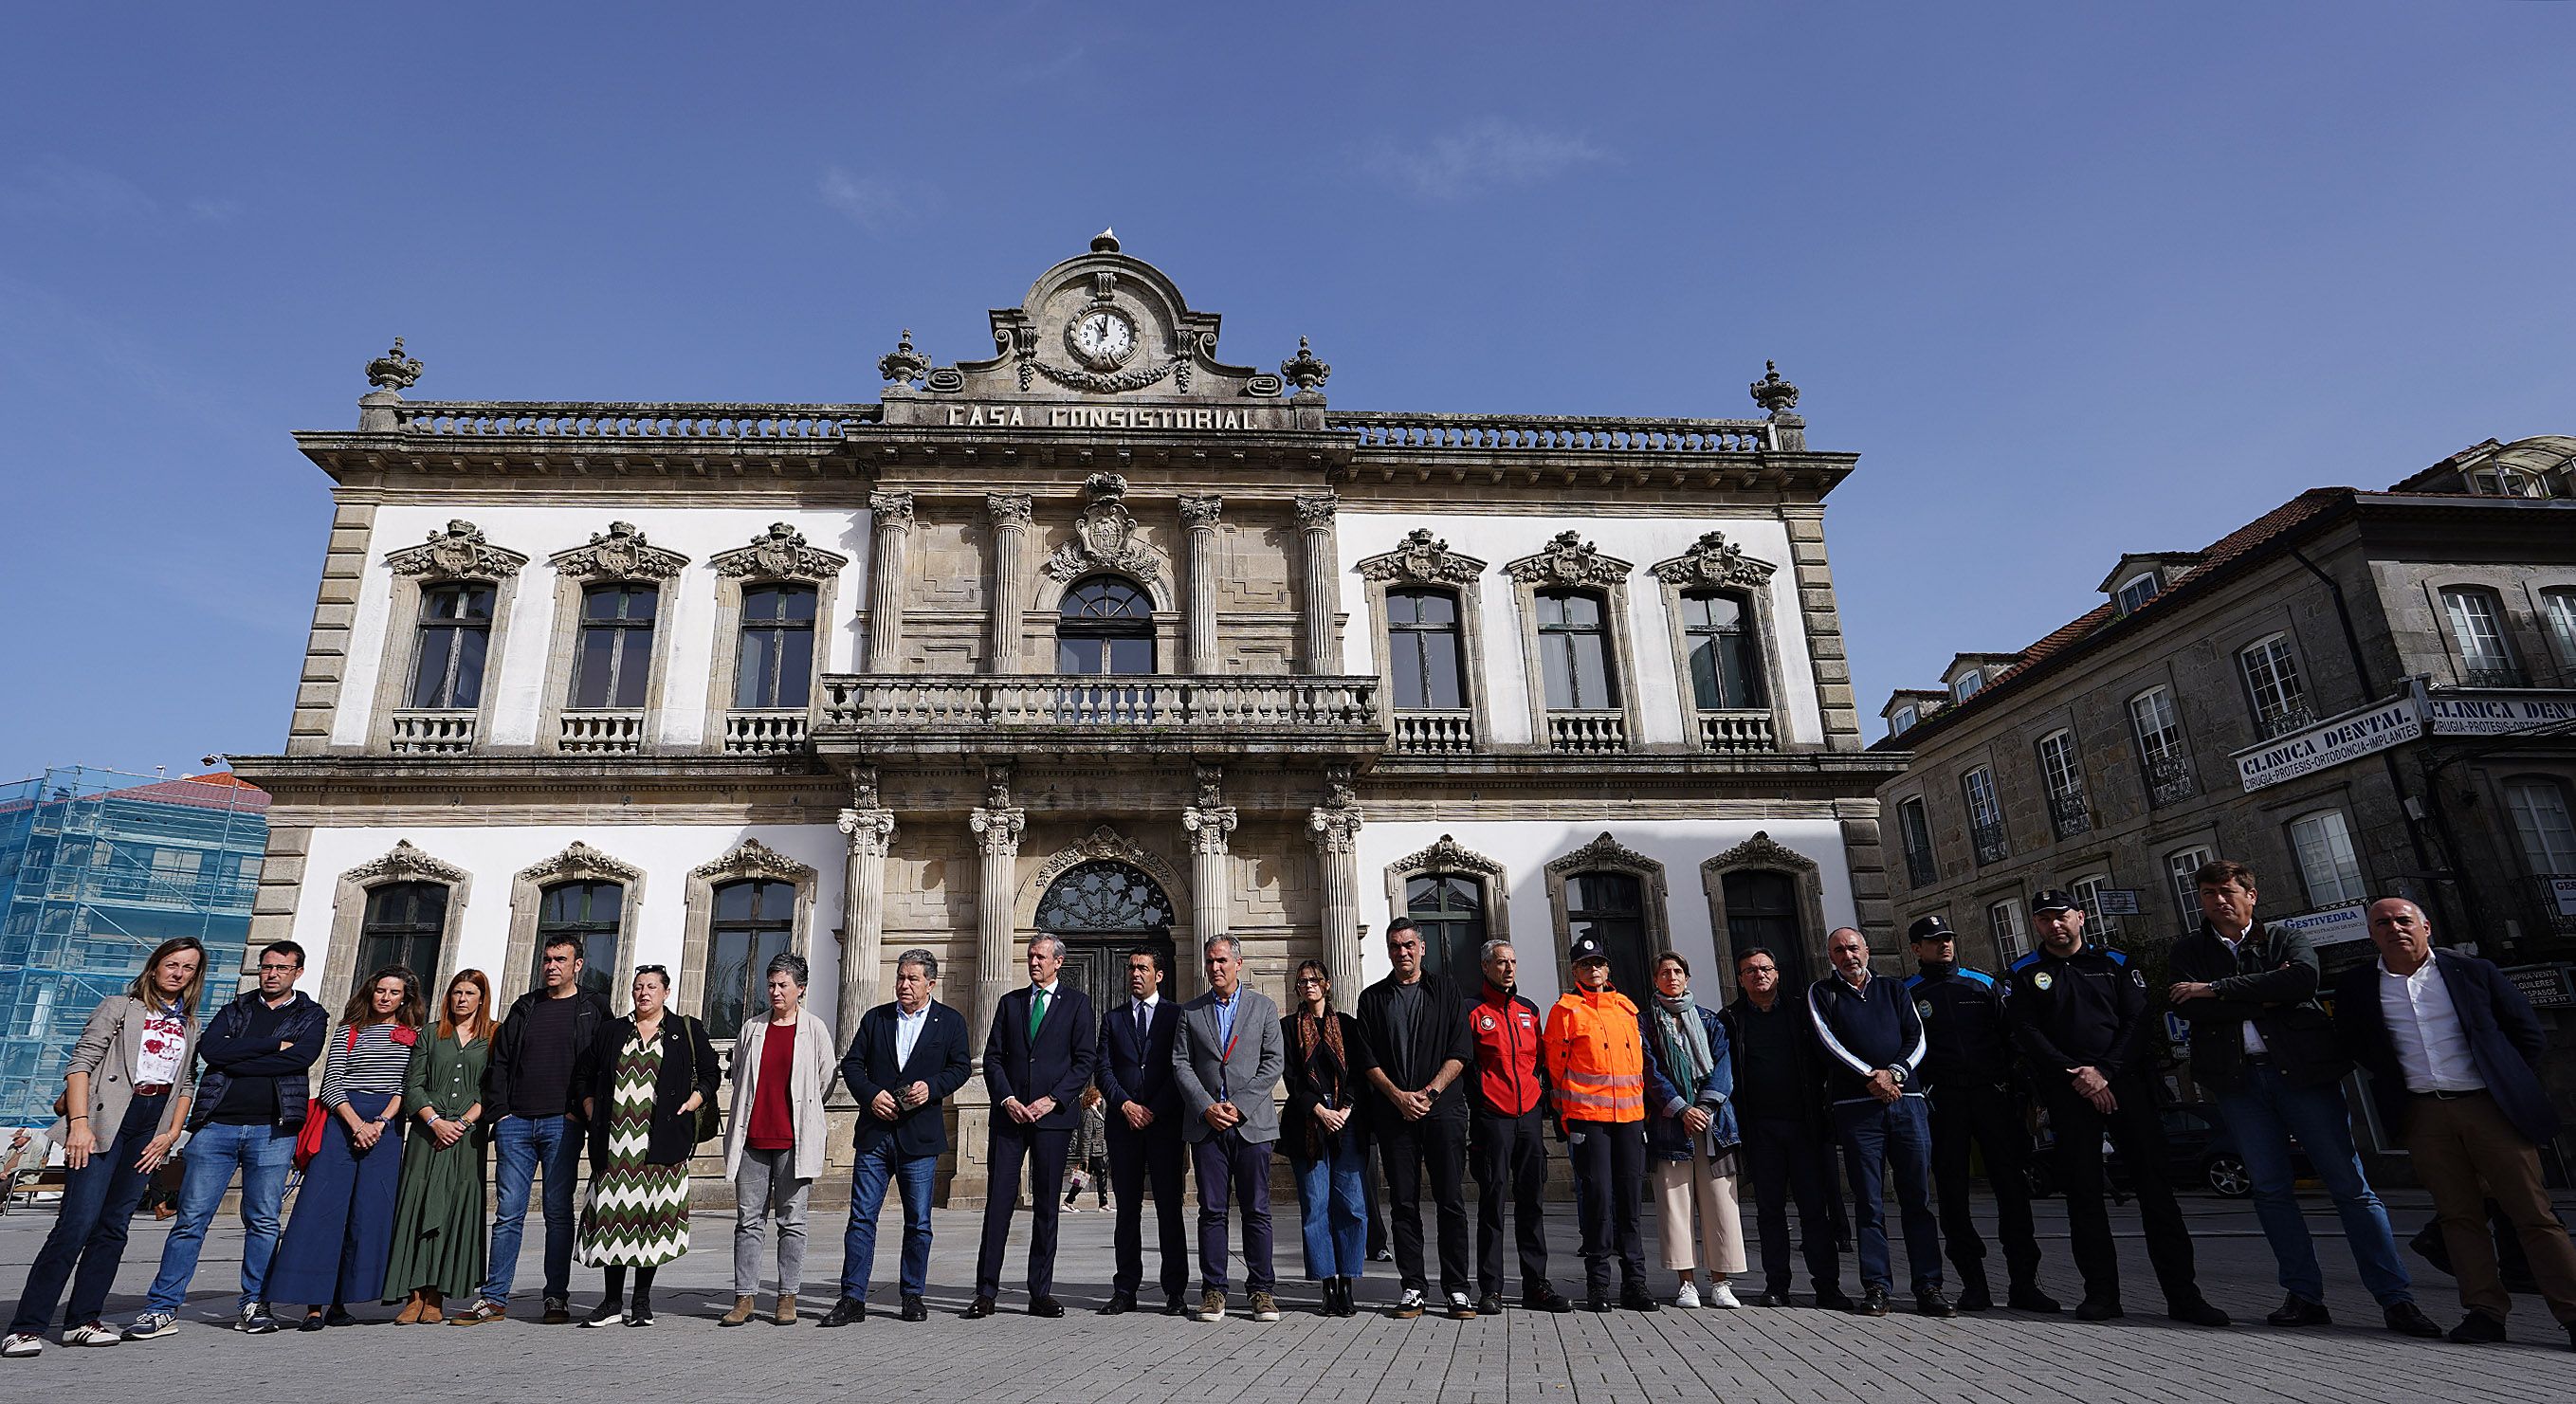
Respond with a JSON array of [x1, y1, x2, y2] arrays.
[[840, 1142, 936, 1302], [1832, 1095, 1942, 1295], [9, 1094, 164, 1333], [1293, 1137, 1367, 1281], [2210, 1063, 2413, 1306], [147, 1120, 295, 1313], [482, 1114, 583, 1305]]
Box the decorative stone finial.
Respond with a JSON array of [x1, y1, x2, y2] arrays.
[[365, 337, 424, 392], [877, 328, 931, 387], [1281, 336, 1331, 393], [1750, 360, 1800, 417], [1090, 228, 1121, 253]]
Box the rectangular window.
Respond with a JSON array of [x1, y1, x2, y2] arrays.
[[1388, 590, 1467, 710], [1962, 766, 2006, 865], [2165, 846, 2212, 931], [408, 581, 496, 710], [735, 583, 818, 709], [2544, 589, 2576, 667], [2238, 634, 2310, 738], [1681, 592, 1763, 709], [2071, 873, 2122, 941], [572, 584, 658, 709], [2037, 729, 2089, 838], [2287, 810, 2366, 907], [2440, 588, 2522, 685], [1986, 899, 2027, 963], [1536, 591, 1618, 710], [2504, 779, 2576, 874], [1897, 797, 1937, 887]]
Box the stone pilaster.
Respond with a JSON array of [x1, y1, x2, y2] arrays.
[[867, 490, 915, 671], [967, 803, 1026, 1056], [834, 799, 895, 1041], [1180, 495, 1223, 675], [986, 493, 1032, 672], [1307, 778, 1364, 1012], [1181, 762, 1238, 974], [1294, 493, 1339, 673]]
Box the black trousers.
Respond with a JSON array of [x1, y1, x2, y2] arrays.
[[2039, 1080, 2198, 1306], [1376, 1116, 1473, 1296], [1565, 1119, 1647, 1296], [1105, 1121, 1189, 1301], [1929, 1079, 2042, 1290], [1744, 1114, 1840, 1295], [975, 1120, 1071, 1298], [1469, 1108, 1551, 1297]]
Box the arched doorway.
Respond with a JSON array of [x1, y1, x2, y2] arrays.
[[1034, 859, 1178, 1013]]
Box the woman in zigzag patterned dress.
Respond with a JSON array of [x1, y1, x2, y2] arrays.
[[575, 965, 718, 1327]]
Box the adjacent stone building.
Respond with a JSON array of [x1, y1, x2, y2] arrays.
[[228, 235, 1901, 1200], [1872, 435, 2576, 1166]]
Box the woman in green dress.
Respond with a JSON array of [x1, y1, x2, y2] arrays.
[[384, 969, 495, 1323], [575, 964, 717, 1327]]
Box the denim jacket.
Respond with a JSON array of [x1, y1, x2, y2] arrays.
[[183, 990, 328, 1131]]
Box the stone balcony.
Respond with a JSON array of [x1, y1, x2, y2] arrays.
[[812, 674, 1386, 761]]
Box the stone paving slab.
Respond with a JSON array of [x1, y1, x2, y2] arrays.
[[1, 1189, 2572, 1402]]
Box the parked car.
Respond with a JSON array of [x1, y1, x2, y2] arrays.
[[2023, 1101, 2311, 1198]]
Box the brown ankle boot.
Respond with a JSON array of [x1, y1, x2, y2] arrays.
[[419, 1290, 445, 1325], [773, 1293, 797, 1325], [393, 1294, 426, 1326], [721, 1295, 758, 1327]]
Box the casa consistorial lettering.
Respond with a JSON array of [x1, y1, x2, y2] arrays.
[[945, 402, 1271, 430]]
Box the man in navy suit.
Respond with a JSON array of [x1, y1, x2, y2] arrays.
[[2333, 898, 2576, 1349], [819, 948, 973, 1327], [969, 935, 1098, 1318], [1094, 946, 1188, 1316]]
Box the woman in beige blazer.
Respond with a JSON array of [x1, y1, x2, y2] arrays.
[[718, 952, 837, 1326]]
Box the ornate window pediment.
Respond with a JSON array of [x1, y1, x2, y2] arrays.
[[1544, 830, 1659, 878], [551, 521, 689, 581], [1026, 824, 1186, 907], [689, 838, 815, 885], [386, 520, 528, 581], [516, 841, 642, 885], [1504, 532, 1631, 587], [1357, 529, 1487, 586], [343, 839, 467, 887], [1651, 530, 1778, 590], [1703, 830, 1818, 876], [1044, 473, 1163, 584], [710, 523, 849, 582], [1389, 832, 1504, 878]]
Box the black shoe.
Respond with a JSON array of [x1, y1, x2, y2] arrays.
[[1525, 1287, 1575, 1315], [1813, 1287, 1854, 1312], [2167, 1297, 2232, 1328], [297, 1313, 325, 1334], [815, 1297, 868, 1328], [1752, 1290, 1793, 1308], [1955, 1283, 1993, 1313], [579, 1300, 626, 1328], [2007, 1285, 2062, 1314], [322, 1306, 356, 1328], [1473, 1293, 1503, 1317], [1586, 1293, 1614, 1313], [2384, 1301, 2442, 1339], [1161, 1296, 1189, 1317], [2266, 1294, 2330, 1328], [962, 1296, 996, 1320], [1915, 1290, 1957, 1319], [1099, 1294, 1136, 1316], [1030, 1296, 1064, 1319], [2444, 1310, 2506, 1343], [623, 1302, 653, 1328], [541, 1296, 571, 1325], [1854, 1288, 1890, 1318], [2074, 1296, 2124, 1322], [1619, 1284, 1660, 1313], [899, 1295, 927, 1322]]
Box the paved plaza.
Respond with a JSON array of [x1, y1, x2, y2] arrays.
[[3, 1187, 2573, 1402]]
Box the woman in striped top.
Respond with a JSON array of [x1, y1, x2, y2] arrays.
[[269, 966, 424, 1329]]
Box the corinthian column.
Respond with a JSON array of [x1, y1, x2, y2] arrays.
[[1294, 493, 1339, 673], [967, 799, 1026, 1056], [866, 490, 915, 671], [834, 792, 895, 1042], [1179, 495, 1223, 675], [1307, 772, 1363, 1012], [986, 493, 1032, 672], [1181, 764, 1238, 986]]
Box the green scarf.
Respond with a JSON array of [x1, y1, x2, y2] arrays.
[[1651, 991, 1714, 1092]]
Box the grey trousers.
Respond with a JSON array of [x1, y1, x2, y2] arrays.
[[733, 1147, 811, 1295]]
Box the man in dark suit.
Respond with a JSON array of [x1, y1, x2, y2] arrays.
[[2334, 898, 2576, 1349], [1094, 946, 1188, 1316], [819, 948, 973, 1327], [970, 934, 1098, 1318]]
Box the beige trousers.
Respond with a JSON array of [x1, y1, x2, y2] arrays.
[[1653, 1140, 1746, 1276]]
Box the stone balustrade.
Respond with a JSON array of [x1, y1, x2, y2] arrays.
[[1392, 710, 1477, 755], [1331, 410, 1773, 454], [388, 710, 476, 755], [390, 401, 879, 440], [1695, 710, 1777, 754], [722, 710, 809, 755], [1545, 710, 1629, 754], [814, 674, 1384, 755], [559, 710, 644, 754]]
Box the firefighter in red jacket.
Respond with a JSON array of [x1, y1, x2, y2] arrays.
[[1466, 939, 1574, 1316]]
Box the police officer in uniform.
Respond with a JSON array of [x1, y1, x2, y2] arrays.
[[1904, 915, 2055, 1313], [2003, 890, 2229, 1328]]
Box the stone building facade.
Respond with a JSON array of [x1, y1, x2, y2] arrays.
[[229, 236, 1901, 1201], [1871, 435, 2576, 1168]]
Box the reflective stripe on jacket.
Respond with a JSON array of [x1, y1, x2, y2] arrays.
[[1543, 988, 1647, 1124]]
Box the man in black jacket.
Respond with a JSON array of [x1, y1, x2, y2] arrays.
[[970, 935, 1098, 1319], [1094, 946, 1188, 1316], [1723, 946, 1843, 1310], [455, 934, 612, 1326], [2333, 898, 2576, 1348], [1904, 915, 2053, 1313], [1357, 919, 1476, 1319], [2168, 859, 2436, 1338], [819, 948, 974, 1326], [1806, 926, 1947, 1319]]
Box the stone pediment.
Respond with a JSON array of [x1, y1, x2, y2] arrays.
[[710, 523, 850, 582], [550, 521, 689, 581], [1356, 528, 1486, 586], [1650, 530, 1777, 590], [1503, 532, 1631, 588], [386, 520, 528, 581]]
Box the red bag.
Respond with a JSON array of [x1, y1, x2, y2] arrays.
[[292, 1027, 360, 1172]]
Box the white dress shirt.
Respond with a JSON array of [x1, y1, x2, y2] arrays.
[[2216, 929, 2271, 1057], [2377, 957, 2485, 1094], [894, 1000, 930, 1067], [1129, 993, 1160, 1035]]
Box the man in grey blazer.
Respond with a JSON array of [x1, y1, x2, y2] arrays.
[[1172, 935, 1285, 1322]]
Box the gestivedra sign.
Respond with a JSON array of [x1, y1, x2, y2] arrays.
[[2235, 697, 2423, 792]]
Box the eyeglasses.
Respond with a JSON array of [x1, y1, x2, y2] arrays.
[[257, 963, 301, 974], [1739, 964, 1777, 976]]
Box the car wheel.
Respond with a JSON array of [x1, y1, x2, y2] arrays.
[[2206, 1155, 2252, 1197]]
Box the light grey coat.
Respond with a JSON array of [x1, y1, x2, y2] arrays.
[[722, 1009, 837, 1181], [1171, 985, 1285, 1145], [67, 994, 198, 1146]]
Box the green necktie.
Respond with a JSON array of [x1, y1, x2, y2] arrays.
[[1029, 987, 1048, 1039]]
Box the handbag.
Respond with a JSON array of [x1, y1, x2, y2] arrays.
[[676, 1015, 721, 1144], [293, 1026, 360, 1172]]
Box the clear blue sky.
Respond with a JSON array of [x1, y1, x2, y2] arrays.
[[5, 3, 2571, 781]]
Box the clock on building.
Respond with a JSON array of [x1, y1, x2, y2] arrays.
[[1068, 308, 1139, 370]]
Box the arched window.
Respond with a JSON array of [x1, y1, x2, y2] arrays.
[[736, 582, 817, 709], [537, 879, 623, 1003], [572, 582, 658, 709], [1404, 873, 1486, 983], [1057, 577, 1155, 675], [1680, 591, 1763, 709], [1535, 590, 1618, 709], [1387, 589, 1467, 710], [1034, 860, 1177, 934], [1565, 870, 1650, 1001], [408, 581, 495, 710], [1721, 869, 1806, 988], [706, 879, 795, 1036], [357, 882, 447, 978]]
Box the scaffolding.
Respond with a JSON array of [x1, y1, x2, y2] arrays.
[[0, 766, 268, 1126]]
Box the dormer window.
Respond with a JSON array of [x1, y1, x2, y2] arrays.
[[1890, 705, 1918, 736], [2467, 467, 2549, 499], [2113, 571, 2162, 615], [1950, 671, 1983, 702]]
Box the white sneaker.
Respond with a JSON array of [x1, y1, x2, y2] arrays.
[[1708, 1282, 1742, 1309], [1, 1334, 41, 1359], [1673, 1281, 1702, 1309], [61, 1323, 119, 1347]]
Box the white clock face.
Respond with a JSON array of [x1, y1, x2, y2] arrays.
[[1069, 309, 1138, 365]]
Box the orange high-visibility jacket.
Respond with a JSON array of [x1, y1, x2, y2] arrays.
[[1542, 987, 1647, 1124]]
